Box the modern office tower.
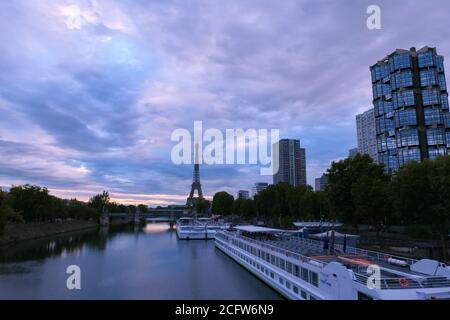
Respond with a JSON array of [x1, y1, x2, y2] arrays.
[[315, 174, 329, 191], [349, 148, 358, 158], [237, 190, 250, 200], [252, 182, 269, 196], [273, 139, 307, 186], [356, 108, 378, 162], [370, 47, 450, 171]]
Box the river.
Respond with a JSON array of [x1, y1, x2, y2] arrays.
[[0, 223, 283, 300]]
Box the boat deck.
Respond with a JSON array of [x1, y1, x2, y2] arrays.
[[224, 232, 450, 289]]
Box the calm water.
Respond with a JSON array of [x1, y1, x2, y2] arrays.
[[0, 223, 282, 300]]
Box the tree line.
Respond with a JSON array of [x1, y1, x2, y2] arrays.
[[0, 186, 149, 234], [211, 154, 450, 247]]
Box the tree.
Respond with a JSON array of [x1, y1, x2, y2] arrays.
[[137, 204, 148, 213], [327, 154, 389, 228], [0, 189, 23, 234], [196, 199, 211, 214], [88, 191, 110, 213], [212, 192, 234, 215], [392, 157, 450, 260]]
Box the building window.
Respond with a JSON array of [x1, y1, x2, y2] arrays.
[[420, 69, 437, 87], [397, 129, 419, 147], [439, 74, 447, 91], [441, 94, 449, 109], [429, 147, 447, 160], [422, 89, 440, 106], [424, 108, 443, 125], [418, 51, 434, 68], [398, 148, 421, 166], [393, 70, 413, 89], [393, 90, 415, 108], [395, 108, 417, 127], [391, 53, 411, 70], [427, 128, 445, 145]]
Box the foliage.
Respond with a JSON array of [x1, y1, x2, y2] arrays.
[[211, 192, 234, 215]]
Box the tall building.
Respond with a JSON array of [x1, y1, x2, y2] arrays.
[[370, 47, 450, 171], [315, 174, 329, 191], [237, 190, 250, 200], [356, 108, 378, 162], [252, 182, 269, 196], [273, 139, 307, 186]]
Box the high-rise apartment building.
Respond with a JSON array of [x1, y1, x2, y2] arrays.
[[356, 108, 378, 162], [252, 182, 269, 197], [273, 139, 307, 186], [315, 174, 329, 191], [370, 47, 450, 171], [237, 190, 250, 200]]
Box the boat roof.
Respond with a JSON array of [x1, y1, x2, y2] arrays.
[[235, 225, 282, 233], [293, 221, 343, 228]]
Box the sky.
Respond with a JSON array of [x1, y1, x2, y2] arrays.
[[1, 0, 450, 206]]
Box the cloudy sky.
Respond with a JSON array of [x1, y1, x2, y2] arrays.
[[1, 0, 449, 206]]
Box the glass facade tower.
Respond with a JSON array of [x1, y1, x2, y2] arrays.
[[370, 47, 450, 171]]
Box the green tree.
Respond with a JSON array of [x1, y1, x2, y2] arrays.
[[327, 154, 388, 228], [196, 199, 211, 214], [393, 157, 450, 260], [0, 189, 23, 234], [88, 191, 110, 213], [212, 192, 234, 215]]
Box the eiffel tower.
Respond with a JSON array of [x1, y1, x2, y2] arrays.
[[186, 143, 204, 206]]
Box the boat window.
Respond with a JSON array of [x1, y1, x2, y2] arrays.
[[279, 259, 285, 270], [301, 268, 309, 282], [286, 261, 293, 274], [270, 272, 274, 279], [286, 282, 291, 290], [301, 290, 307, 299], [310, 272, 319, 287], [310, 296, 317, 301], [279, 278, 284, 285], [293, 286, 299, 294], [294, 265, 300, 277]]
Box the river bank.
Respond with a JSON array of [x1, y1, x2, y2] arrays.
[[0, 220, 100, 246]]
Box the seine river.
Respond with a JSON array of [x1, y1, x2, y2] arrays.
[[0, 223, 282, 300]]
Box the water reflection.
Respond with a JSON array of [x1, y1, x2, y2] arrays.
[[0, 224, 137, 263], [143, 222, 171, 234]]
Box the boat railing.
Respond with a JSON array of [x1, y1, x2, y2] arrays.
[[284, 234, 418, 267], [353, 272, 450, 290], [217, 231, 326, 267]]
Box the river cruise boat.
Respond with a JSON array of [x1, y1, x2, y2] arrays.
[[215, 226, 450, 300], [176, 217, 229, 240]]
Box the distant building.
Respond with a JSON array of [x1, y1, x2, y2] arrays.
[[238, 190, 250, 200], [370, 46, 450, 171], [349, 148, 358, 158], [252, 182, 269, 196], [273, 139, 307, 186], [356, 108, 378, 163], [315, 174, 329, 191]]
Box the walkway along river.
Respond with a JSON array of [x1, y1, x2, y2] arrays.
[[0, 223, 283, 300]]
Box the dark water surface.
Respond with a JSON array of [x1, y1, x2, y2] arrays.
[[0, 223, 283, 300]]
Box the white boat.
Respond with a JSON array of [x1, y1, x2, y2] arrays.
[[176, 217, 229, 240], [215, 226, 450, 300]]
